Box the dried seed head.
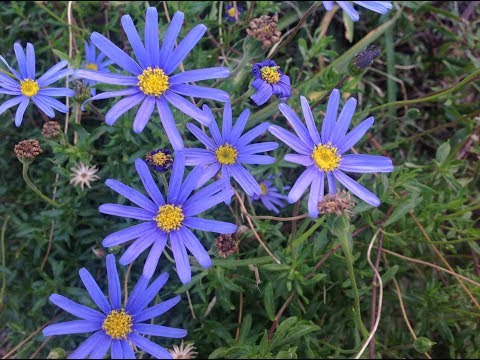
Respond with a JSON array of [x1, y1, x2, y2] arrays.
[[41, 121, 62, 139], [214, 234, 239, 258], [14, 139, 43, 164], [168, 341, 198, 359], [318, 190, 355, 216], [246, 14, 282, 49], [348, 45, 381, 76]]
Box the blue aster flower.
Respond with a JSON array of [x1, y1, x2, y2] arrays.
[[42, 254, 185, 359], [99, 152, 237, 284], [251, 59, 291, 106], [269, 89, 394, 217], [322, 1, 392, 22], [183, 103, 278, 198], [82, 40, 113, 96], [251, 177, 288, 214], [76, 7, 230, 149], [0, 42, 74, 126], [225, 4, 243, 22]]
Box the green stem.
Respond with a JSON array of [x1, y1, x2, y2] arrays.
[[22, 164, 61, 208], [365, 67, 480, 114], [0, 215, 9, 309]]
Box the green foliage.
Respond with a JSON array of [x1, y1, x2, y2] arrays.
[[1, 1, 479, 359]]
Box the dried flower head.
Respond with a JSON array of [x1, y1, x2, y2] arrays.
[[69, 162, 100, 190], [168, 341, 198, 359], [246, 14, 282, 49], [318, 190, 355, 216], [348, 45, 381, 76], [41, 121, 62, 139], [14, 139, 42, 164], [214, 234, 239, 258], [145, 148, 173, 173]]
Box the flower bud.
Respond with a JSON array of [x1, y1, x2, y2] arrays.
[[14, 139, 43, 165], [47, 347, 66, 359], [73, 80, 91, 103], [348, 45, 381, 76], [413, 337, 436, 353], [41, 121, 62, 139]]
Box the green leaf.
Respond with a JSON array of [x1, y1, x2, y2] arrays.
[[264, 282, 276, 321], [436, 142, 451, 164], [384, 196, 422, 227], [381, 265, 399, 285]]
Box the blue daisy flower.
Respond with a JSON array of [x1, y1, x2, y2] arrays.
[[252, 177, 288, 214], [0, 42, 74, 126], [183, 103, 278, 197], [99, 152, 237, 284], [76, 7, 230, 149], [43, 254, 186, 359], [269, 89, 394, 217], [251, 59, 291, 106], [322, 1, 392, 22], [82, 40, 113, 96], [225, 4, 243, 22]]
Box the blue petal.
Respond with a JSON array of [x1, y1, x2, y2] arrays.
[[230, 164, 262, 196], [174, 227, 211, 268], [337, 1, 360, 21], [159, 11, 184, 68], [128, 333, 173, 359], [170, 67, 230, 84], [13, 43, 28, 79], [0, 54, 22, 79], [36, 95, 69, 114], [75, 70, 138, 86], [132, 296, 181, 323], [14, 97, 29, 126], [284, 154, 314, 166], [91, 32, 142, 74], [111, 340, 123, 359], [323, 1, 334, 10], [236, 122, 270, 148], [194, 163, 221, 189], [106, 254, 121, 310], [88, 333, 112, 359], [354, 1, 392, 14], [221, 102, 233, 143], [103, 222, 157, 247], [133, 323, 187, 338], [204, 105, 222, 144], [85, 88, 140, 105], [333, 170, 380, 206], [144, 7, 160, 67], [135, 158, 165, 206], [230, 108, 250, 142], [38, 88, 74, 97], [164, 91, 210, 125], [177, 166, 204, 204], [332, 97, 357, 144], [321, 88, 340, 143], [237, 154, 275, 165], [119, 230, 157, 265], [337, 116, 374, 154], [182, 190, 226, 216], [49, 294, 104, 321], [300, 96, 321, 144], [0, 96, 24, 116], [105, 93, 145, 126], [240, 142, 278, 155], [170, 234, 191, 284], [250, 81, 273, 106], [32, 95, 55, 118], [36, 59, 69, 84], [186, 123, 216, 150], [339, 154, 393, 173], [182, 180, 224, 208], [37, 69, 74, 87], [0, 72, 20, 89], [26, 43, 35, 79], [79, 268, 111, 314], [167, 151, 186, 204], [269, 125, 312, 155], [170, 84, 230, 102], [288, 167, 316, 203], [133, 95, 155, 133], [156, 97, 184, 150], [42, 320, 102, 336], [327, 172, 337, 194], [125, 276, 149, 313], [121, 15, 148, 68], [136, 272, 169, 311], [164, 24, 207, 75], [279, 103, 312, 145], [68, 331, 104, 359], [120, 340, 135, 359], [142, 234, 168, 279], [99, 204, 155, 221], [183, 217, 236, 234], [308, 171, 324, 218], [183, 148, 216, 166]]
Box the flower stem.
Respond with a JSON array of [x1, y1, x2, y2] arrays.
[[0, 215, 9, 309], [22, 164, 61, 208]]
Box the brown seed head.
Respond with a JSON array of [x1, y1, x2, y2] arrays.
[[14, 139, 43, 163], [318, 190, 355, 216], [246, 14, 282, 49], [214, 234, 239, 258], [41, 121, 62, 139]]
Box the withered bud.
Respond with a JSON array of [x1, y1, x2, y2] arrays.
[[318, 190, 355, 216], [348, 45, 381, 76], [41, 121, 62, 139], [73, 80, 91, 103], [214, 234, 239, 258], [246, 14, 282, 49], [92, 247, 106, 258], [14, 139, 43, 164]]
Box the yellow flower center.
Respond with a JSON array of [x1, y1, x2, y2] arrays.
[[260, 66, 281, 84], [85, 63, 98, 71], [227, 7, 237, 17], [152, 151, 172, 167], [137, 67, 170, 96], [215, 144, 238, 165], [20, 79, 40, 97], [260, 183, 268, 195], [311, 144, 341, 172], [155, 204, 184, 232], [102, 309, 132, 340]]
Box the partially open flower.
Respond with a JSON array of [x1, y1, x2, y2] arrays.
[[145, 148, 173, 173], [169, 341, 198, 359], [246, 14, 282, 49], [69, 162, 100, 190], [41, 121, 62, 139], [318, 190, 355, 216], [14, 139, 42, 164], [214, 234, 239, 258]]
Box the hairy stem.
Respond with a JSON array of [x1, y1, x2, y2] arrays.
[[22, 164, 61, 208]]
